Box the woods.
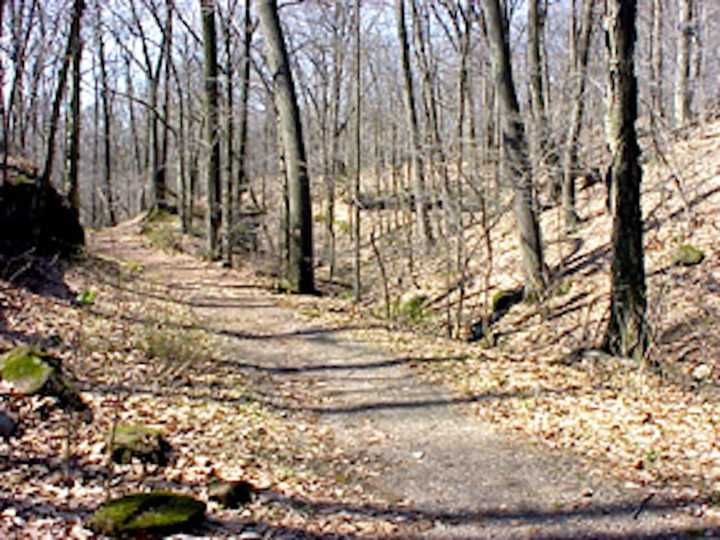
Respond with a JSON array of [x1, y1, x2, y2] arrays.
[[3, 1, 720, 537], [1, 0, 718, 345], [0, 0, 715, 334]]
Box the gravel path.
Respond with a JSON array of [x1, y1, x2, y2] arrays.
[[94, 225, 705, 539]]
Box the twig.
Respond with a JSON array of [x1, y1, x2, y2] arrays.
[[634, 493, 655, 519], [369, 228, 391, 320]]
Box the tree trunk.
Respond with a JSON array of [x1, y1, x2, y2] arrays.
[[650, 0, 664, 118], [200, 0, 222, 259], [159, 0, 173, 210], [257, 0, 315, 294], [221, 5, 235, 267], [483, 0, 547, 296], [0, 0, 5, 163], [125, 56, 143, 182], [237, 0, 253, 212], [527, 2, 546, 172], [352, 0, 361, 301], [396, 0, 433, 251], [690, 0, 704, 121], [38, 0, 85, 193], [65, 6, 83, 216], [674, 0, 692, 127], [603, 0, 647, 361], [95, 2, 115, 225], [561, 0, 593, 232]]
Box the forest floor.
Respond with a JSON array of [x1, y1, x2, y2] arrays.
[[1, 209, 717, 538]]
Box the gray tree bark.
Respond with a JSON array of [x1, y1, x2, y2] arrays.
[[674, 0, 693, 127], [38, 0, 85, 193], [65, 3, 83, 216], [650, 0, 664, 118], [95, 2, 115, 225], [527, 1, 547, 178], [561, 0, 593, 232], [200, 0, 222, 259], [396, 0, 433, 252], [603, 0, 648, 361], [257, 0, 315, 293], [483, 0, 547, 296]]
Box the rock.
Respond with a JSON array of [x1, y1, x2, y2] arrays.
[[0, 347, 91, 420], [692, 364, 712, 381], [0, 160, 84, 257], [0, 346, 56, 394], [0, 411, 18, 442], [86, 491, 205, 537], [673, 244, 705, 267], [490, 287, 524, 323], [208, 479, 253, 508], [109, 424, 172, 466]]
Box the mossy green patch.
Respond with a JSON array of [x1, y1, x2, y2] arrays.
[[86, 492, 205, 536], [397, 293, 429, 322], [673, 244, 705, 266], [110, 423, 171, 466], [0, 347, 55, 394]]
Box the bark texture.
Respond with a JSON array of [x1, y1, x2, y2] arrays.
[[603, 0, 647, 360], [257, 0, 315, 293], [674, 0, 693, 127], [483, 0, 546, 295], [396, 0, 433, 251], [200, 0, 222, 258], [561, 0, 593, 231]]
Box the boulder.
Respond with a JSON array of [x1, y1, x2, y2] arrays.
[[109, 423, 172, 466], [208, 479, 253, 509], [0, 160, 84, 256], [490, 287, 524, 323], [0, 347, 91, 420], [86, 491, 205, 537], [0, 411, 18, 442], [673, 244, 705, 267]]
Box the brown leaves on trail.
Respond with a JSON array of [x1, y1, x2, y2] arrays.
[[0, 253, 424, 539]]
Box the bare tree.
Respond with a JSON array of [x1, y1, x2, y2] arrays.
[[65, 0, 84, 215], [257, 0, 315, 293], [94, 1, 115, 225], [483, 0, 547, 296], [200, 0, 222, 258], [561, 0, 594, 231], [603, 0, 647, 360], [37, 0, 85, 193], [396, 0, 433, 251], [674, 0, 693, 127], [650, 0, 664, 119]]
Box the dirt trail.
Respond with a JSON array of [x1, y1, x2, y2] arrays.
[[92, 223, 703, 539]]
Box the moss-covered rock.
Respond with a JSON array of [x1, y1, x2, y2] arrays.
[[0, 347, 90, 420], [673, 244, 705, 266], [0, 347, 56, 394], [208, 479, 253, 509], [109, 424, 172, 466], [86, 491, 205, 537]]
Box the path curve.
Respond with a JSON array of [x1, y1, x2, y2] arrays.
[[92, 223, 702, 539]]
